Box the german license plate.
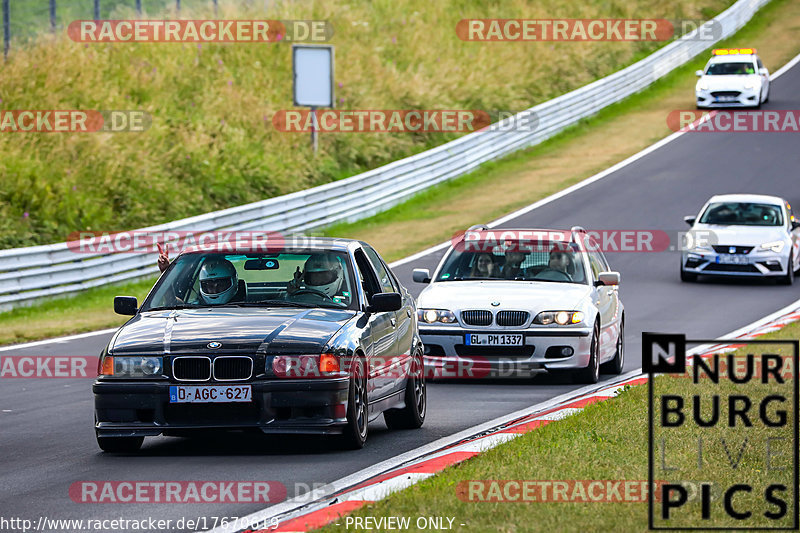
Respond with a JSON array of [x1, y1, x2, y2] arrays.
[[715, 96, 737, 102], [169, 385, 252, 403], [465, 334, 523, 346], [716, 254, 748, 265]]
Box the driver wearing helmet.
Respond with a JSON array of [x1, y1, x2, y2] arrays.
[[197, 257, 239, 305], [286, 254, 345, 300]]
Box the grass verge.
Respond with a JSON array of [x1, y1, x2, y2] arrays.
[[317, 320, 798, 532], [1, 0, 798, 344]]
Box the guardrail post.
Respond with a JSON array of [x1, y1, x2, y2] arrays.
[[50, 0, 56, 32], [2, 0, 9, 60], [136, 0, 141, 15], [94, 0, 100, 20]]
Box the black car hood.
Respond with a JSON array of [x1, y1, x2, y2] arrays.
[[110, 307, 357, 355]]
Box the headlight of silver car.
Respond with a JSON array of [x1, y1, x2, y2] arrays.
[[112, 356, 162, 377], [533, 311, 584, 325], [417, 309, 458, 324], [760, 240, 785, 253]]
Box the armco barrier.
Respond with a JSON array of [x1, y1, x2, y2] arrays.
[[0, 0, 770, 311]]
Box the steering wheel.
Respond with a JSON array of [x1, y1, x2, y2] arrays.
[[288, 287, 336, 301], [534, 268, 573, 282]]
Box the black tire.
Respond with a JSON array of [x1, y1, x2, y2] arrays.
[[339, 355, 368, 449], [600, 320, 624, 375], [573, 322, 600, 384], [96, 435, 143, 453], [680, 267, 697, 282], [763, 88, 769, 103], [384, 351, 426, 430], [779, 253, 794, 285]]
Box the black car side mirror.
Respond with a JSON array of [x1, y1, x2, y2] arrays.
[[684, 216, 696, 227], [367, 292, 402, 313], [114, 296, 138, 316], [792, 220, 800, 230]]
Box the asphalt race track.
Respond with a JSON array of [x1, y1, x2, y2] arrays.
[[1, 62, 799, 530]]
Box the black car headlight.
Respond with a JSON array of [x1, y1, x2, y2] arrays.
[[533, 311, 584, 325], [417, 309, 458, 324], [107, 356, 163, 377]]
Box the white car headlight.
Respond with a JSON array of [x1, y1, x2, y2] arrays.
[[534, 311, 584, 325], [760, 241, 786, 253], [690, 244, 715, 253], [417, 309, 457, 324], [113, 356, 162, 377], [696, 81, 709, 91], [743, 81, 757, 90]]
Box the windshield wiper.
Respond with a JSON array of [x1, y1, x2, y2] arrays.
[[216, 300, 318, 308], [144, 305, 196, 312]]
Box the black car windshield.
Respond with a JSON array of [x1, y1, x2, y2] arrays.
[[699, 202, 784, 226], [705, 62, 756, 75], [435, 241, 589, 285], [141, 251, 358, 311]]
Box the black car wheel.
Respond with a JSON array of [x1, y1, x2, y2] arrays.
[[384, 350, 426, 430], [340, 355, 368, 449], [600, 320, 624, 375], [779, 252, 794, 285], [573, 322, 600, 384], [96, 435, 143, 453]]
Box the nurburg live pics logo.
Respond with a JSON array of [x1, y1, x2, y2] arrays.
[[643, 332, 799, 529]]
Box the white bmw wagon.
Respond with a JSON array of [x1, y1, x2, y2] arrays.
[[412, 227, 624, 384]]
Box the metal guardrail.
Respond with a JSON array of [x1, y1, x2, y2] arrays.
[[0, 0, 770, 311]]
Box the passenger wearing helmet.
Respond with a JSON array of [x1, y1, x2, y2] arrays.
[[286, 254, 345, 300], [197, 257, 239, 305]]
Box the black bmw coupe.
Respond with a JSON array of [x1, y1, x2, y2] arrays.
[[94, 238, 425, 451]]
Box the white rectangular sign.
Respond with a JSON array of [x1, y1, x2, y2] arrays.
[[293, 45, 334, 107]]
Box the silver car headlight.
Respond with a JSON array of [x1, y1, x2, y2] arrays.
[[113, 356, 162, 377], [533, 311, 584, 326], [417, 309, 458, 324], [760, 240, 786, 253]]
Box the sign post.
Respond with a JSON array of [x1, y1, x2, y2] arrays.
[[292, 45, 334, 154]]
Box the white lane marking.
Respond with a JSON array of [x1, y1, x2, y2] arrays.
[[0, 328, 118, 352], [340, 473, 434, 502], [389, 49, 800, 271], [450, 432, 521, 454], [534, 407, 583, 421]]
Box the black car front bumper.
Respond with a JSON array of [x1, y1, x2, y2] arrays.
[[94, 377, 350, 437]]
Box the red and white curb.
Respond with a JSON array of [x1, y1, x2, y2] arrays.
[[214, 300, 800, 533]]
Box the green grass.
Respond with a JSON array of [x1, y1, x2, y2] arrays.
[[0, 0, 734, 248], [316, 321, 798, 532]]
